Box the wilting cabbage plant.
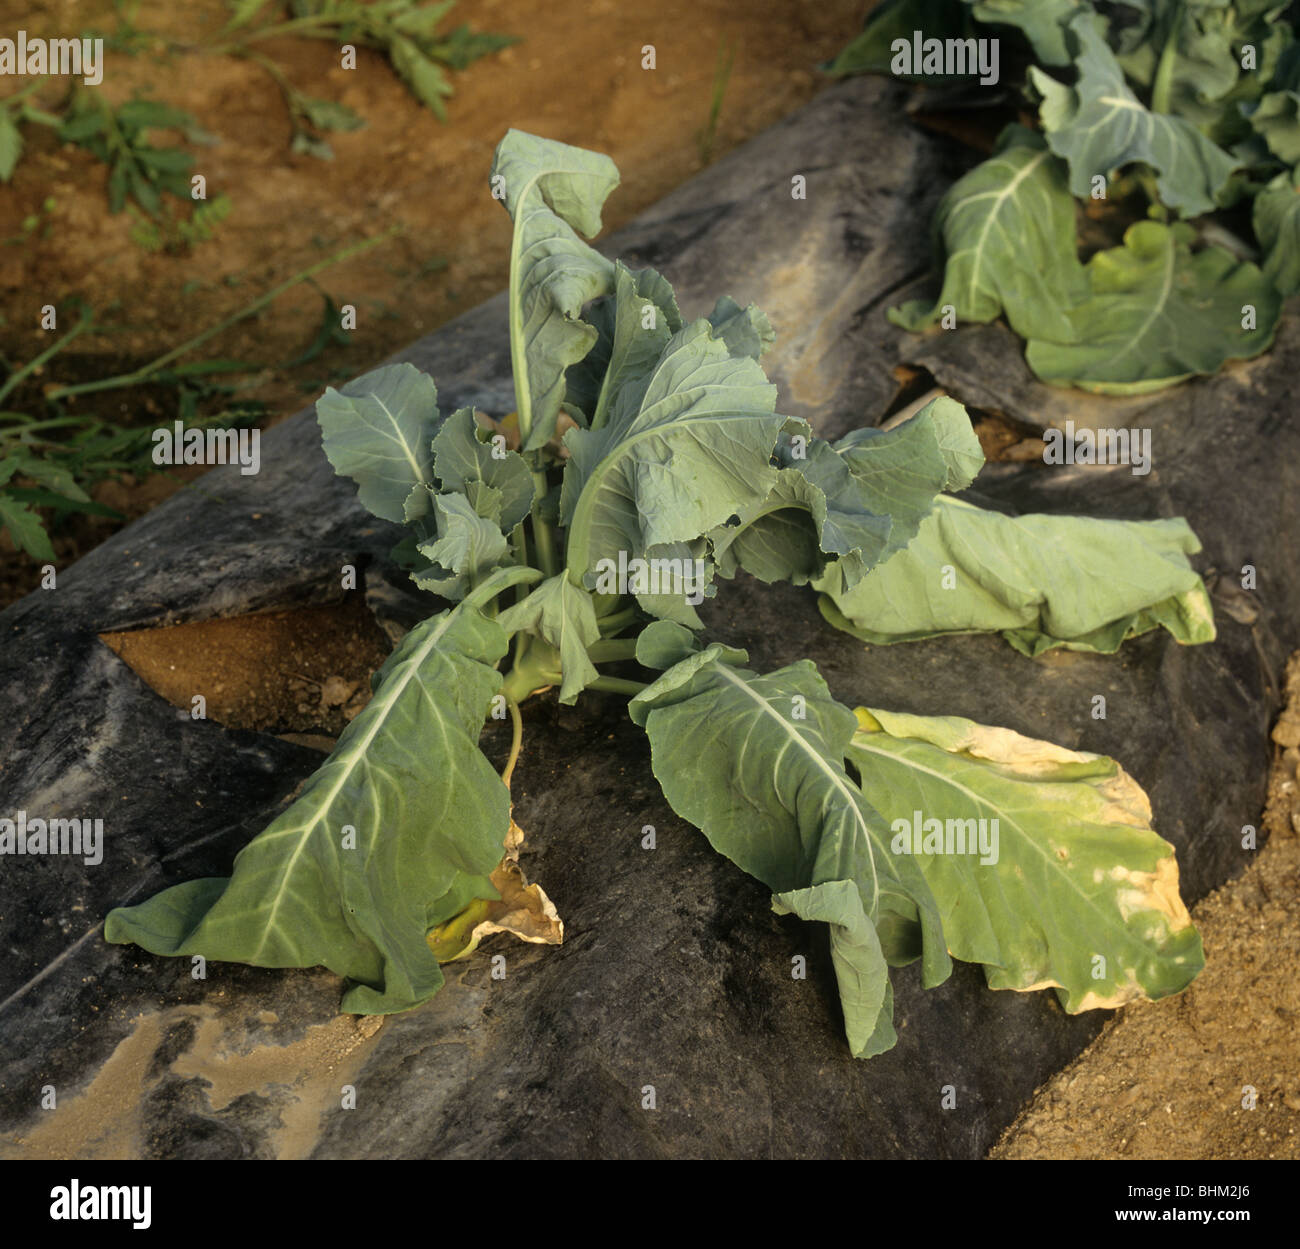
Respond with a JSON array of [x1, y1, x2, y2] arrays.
[[107, 131, 1209, 1058]]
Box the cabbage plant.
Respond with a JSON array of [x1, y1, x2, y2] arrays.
[[107, 131, 1209, 1058]]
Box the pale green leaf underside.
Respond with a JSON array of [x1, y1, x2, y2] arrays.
[[849, 707, 1204, 1010], [773, 880, 896, 1058], [104, 568, 537, 1014], [492, 129, 619, 450], [819, 495, 1216, 656]]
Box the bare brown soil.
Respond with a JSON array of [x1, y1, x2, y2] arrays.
[[99, 590, 390, 734], [992, 652, 1300, 1160], [0, 0, 866, 606]]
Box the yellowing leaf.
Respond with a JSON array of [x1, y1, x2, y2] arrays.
[[849, 707, 1204, 1012], [427, 858, 563, 962], [105, 567, 540, 1015]]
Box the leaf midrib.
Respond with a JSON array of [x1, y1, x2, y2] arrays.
[[963, 149, 1051, 311], [715, 665, 880, 911], [250, 607, 462, 957], [508, 169, 550, 437], [369, 391, 427, 486], [1095, 229, 1176, 368]]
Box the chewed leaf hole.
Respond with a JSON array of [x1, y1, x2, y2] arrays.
[[98, 591, 391, 737]]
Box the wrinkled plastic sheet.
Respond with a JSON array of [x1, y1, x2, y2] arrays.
[[1, 76, 1294, 1159]]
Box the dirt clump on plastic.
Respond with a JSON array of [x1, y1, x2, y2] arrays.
[[99, 590, 390, 736]]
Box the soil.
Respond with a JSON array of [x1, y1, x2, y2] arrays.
[[971, 412, 1047, 464], [0, 0, 867, 607], [98, 589, 390, 735], [991, 651, 1300, 1161], [0, 1000, 387, 1161]]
